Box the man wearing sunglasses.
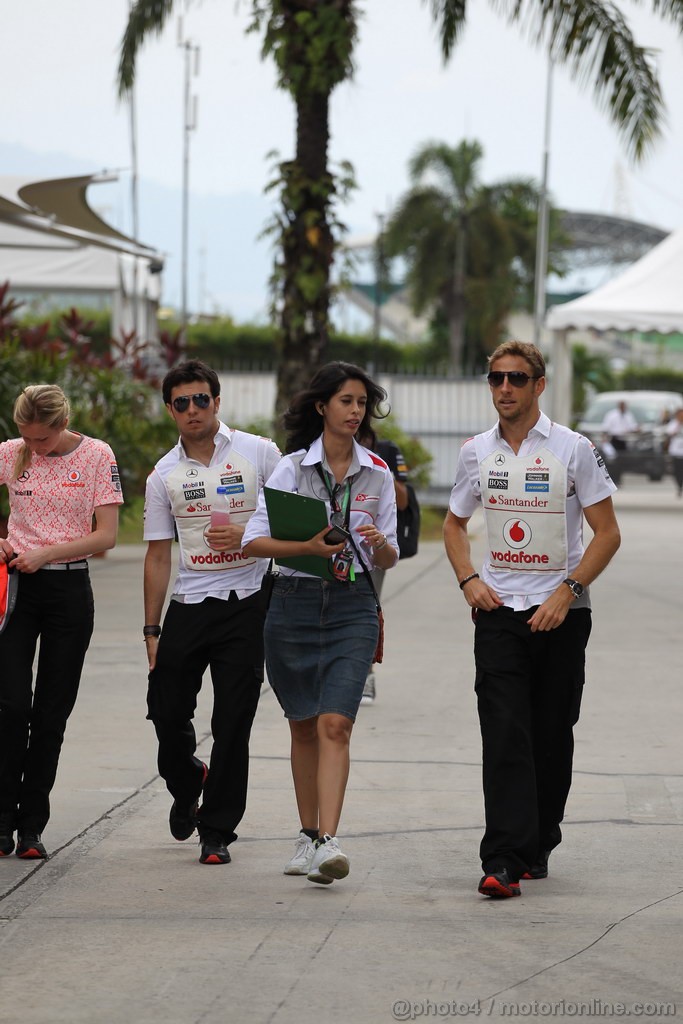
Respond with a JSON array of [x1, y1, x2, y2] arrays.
[[143, 360, 281, 865], [444, 341, 621, 899]]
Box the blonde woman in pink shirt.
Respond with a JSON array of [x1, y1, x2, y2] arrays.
[[0, 384, 123, 860]]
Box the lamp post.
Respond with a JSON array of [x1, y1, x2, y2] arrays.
[[533, 56, 553, 350], [178, 19, 199, 338]]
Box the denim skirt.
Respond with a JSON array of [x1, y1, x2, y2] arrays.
[[264, 575, 379, 722]]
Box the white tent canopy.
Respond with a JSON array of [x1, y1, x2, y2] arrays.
[[546, 227, 682, 334]]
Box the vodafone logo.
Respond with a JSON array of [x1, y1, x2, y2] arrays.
[[225, 462, 234, 471], [67, 470, 81, 482], [503, 518, 531, 549]]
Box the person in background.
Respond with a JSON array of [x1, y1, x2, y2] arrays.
[[242, 362, 398, 885], [0, 384, 122, 860], [601, 399, 639, 452], [358, 427, 408, 705], [143, 360, 280, 866], [444, 341, 620, 899], [665, 407, 683, 497]]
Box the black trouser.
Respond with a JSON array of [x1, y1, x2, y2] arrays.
[[474, 605, 592, 880], [147, 592, 265, 844], [671, 457, 683, 493], [0, 568, 94, 833]]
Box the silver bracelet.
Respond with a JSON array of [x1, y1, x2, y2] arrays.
[[374, 535, 388, 551]]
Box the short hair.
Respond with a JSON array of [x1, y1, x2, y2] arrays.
[[488, 341, 546, 379], [284, 361, 388, 454], [12, 384, 71, 480], [161, 360, 220, 405]]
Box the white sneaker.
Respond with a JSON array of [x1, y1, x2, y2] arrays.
[[283, 832, 315, 875], [307, 834, 350, 885], [360, 673, 376, 705]]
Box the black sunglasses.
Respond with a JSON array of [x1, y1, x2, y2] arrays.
[[171, 392, 212, 413], [487, 371, 541, 389]]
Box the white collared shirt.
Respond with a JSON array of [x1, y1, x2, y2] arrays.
[[144, 421, 281, 601], [242, 436, 398, 576], [448, 412, 616, 610]]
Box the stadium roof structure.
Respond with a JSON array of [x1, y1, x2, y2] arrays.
[[0, 173, 163, 340]]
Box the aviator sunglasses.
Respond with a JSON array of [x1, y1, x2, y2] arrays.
[[487, 371, 541, 389], [171, 392, 213, 413]]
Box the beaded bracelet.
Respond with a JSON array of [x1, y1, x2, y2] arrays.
[[458, 572, 480, 590]]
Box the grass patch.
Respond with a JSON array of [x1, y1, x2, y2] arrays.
[[419, 505, 447, 542]]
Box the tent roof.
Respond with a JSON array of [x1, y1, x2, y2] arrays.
[[0, 174, 161, 261], [546, 227, 683, 334]]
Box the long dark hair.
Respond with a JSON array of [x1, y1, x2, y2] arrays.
[[284, 362, 388, 454]]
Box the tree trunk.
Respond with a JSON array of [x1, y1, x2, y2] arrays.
[[274, 92, 333, 417], [448, 213, 467, 373]]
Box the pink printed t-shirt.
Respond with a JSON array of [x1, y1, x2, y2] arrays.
[[0, 434, 123, 560]]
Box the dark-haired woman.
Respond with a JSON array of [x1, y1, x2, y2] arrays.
[[0, 384, 122, 860], [242, 362, 398, 885]]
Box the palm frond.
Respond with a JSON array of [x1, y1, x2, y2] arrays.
[[495, 0, 663, 161], [424, 0, 469, 60], [118, 0, 178, 97]]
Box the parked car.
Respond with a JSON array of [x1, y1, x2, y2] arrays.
[[577, 390, 683, 483]]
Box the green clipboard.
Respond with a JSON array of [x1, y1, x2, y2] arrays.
[[263, 486, 335, 580]]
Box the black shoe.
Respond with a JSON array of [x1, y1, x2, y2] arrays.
[[199, 829, 231, 865], [478, 868, 520, 898], [0, 813, 15, 857], [521, 851, 550, 880], [169, 761, 208, 841], [16, 832, 48, 860]]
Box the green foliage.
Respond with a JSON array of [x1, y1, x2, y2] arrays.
[[374, 416, 432, 489], [18, 308, 112, 353], [0, 287, 177, 524], [619, 365, 683, 393], [384, 139, 566, 373], [571, 344, 616, 416]]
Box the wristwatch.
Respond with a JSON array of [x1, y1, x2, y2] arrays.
[[563, 578, 584, 599]]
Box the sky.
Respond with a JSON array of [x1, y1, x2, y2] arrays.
[[2, 0, 683, 322]]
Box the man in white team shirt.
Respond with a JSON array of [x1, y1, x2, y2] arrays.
[[143, 361, 280, 865], [444, 341, 621, 899]]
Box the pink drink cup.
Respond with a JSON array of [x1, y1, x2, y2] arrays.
[[210, 509, 231, 527]]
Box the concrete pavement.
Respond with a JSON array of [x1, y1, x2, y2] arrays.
[[0, 477, 682, 1023]]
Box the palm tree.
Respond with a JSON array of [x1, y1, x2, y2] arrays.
[[118, 0, 676, 406], [385, 141, 562, 371]]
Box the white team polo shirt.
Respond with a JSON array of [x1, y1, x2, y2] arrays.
[[448, 412, 616, 610], [144, 422, 281, 602], [242, 436, 398, 576]]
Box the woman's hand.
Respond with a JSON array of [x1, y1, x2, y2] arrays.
[[9, 548, 51, 574], [306, 527, 346, 558], [0, 540, 13, 564], [357, 524, 387, 552]]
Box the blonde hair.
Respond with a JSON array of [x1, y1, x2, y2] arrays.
[[12, 384, 71, 481]]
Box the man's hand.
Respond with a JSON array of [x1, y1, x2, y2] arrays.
[[526, 585, 575, 632], [205, 523, 245, 551], [460, 576, 503, 612], [0, 540, 13, 564], [144, 636, 160, 670]]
